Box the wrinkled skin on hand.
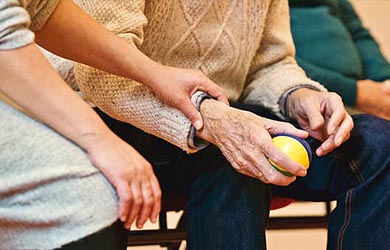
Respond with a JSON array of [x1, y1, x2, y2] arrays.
[[196, 99, 309, 186], [286, 88, 354, 157]]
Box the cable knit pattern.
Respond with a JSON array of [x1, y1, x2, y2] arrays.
[[0, 0, 59, 50], [73, 0, 327, 153], [26, 0, 59, 31]]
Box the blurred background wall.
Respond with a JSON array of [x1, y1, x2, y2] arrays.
[[351, 0, 390, 59]]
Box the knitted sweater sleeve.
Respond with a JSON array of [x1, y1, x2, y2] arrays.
[[0, 0, 33, 50], [240, 0, 327, 118], [0, 0, 59, 50], [73, 0, 197, 153]]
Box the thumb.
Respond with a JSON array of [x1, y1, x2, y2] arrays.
[[179, 98, 203, 130]]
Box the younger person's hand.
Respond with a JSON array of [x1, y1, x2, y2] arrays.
[[81, 130, 161, 230], [148, 65, 229, 130]]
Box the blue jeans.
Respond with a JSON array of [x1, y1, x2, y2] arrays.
[[273, 114, 390, 250], [96, 104, 389, 250]]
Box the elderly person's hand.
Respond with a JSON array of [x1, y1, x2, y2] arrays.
[[356, 80, 390, 119], [196, 99, 309, 186], [285, 88, 354, 156]]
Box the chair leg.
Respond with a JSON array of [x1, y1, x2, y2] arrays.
[[165, 212, 186, 250]]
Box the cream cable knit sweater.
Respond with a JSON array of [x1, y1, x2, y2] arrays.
[[72, 0, 326, 153]]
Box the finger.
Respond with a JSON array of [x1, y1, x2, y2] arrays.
[[136, 183, 154, 229], [149, 176, 162, 223], [116, 181, 132, 223], [269, 121, 309, 138], [125, 183, 142, 229], [230, 147, 270, 179], [257, 155, 297, 186], [260, 139, 307, 177], [178, 98, 203, 130], [305, 105, 325, 131], [198, 80, 229, 105], [316, 134, 336, 156], [325, 105, 347, 136], [236, 167, 260, 179], [334, 113, 353, 146], [235, 147, 297, 186]]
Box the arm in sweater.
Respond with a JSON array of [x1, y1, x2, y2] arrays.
[[339, 0, 390, 81], [240, 0, 327, 118], [72, 0, 209, 153], [0, 0, 162, 228], [37, 0, 228, 131], [0, 0, 35, 50]]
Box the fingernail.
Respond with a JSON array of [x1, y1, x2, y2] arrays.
[[299, 168, 307, 176], [194, 120, 202, 130]]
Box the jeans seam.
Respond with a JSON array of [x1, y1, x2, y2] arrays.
[[349, 159, 364, 183], [337, 189, 353, 250], [332, 152, 365, 184]]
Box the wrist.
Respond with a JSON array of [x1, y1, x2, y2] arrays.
[[76, 124, 116, 154], [137, 60, 163, 88], [196, 99, 229, 144], [284, 87, 321, 118], [187, 93, 214, 149]]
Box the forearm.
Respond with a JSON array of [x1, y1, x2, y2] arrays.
[[242, 57, 326, 117], [74, 63, 196, 152], [34, 0, 160, 88], [0, 43, 113, 152], [243, 1, 326, 116]]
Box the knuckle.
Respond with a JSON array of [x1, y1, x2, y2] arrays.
[[143, 196, 154, 205], [154, 190, 162, 199], [133, 196, 143, 206], [234, 158, 246, 167], [121, 193, 133, 203], [264, 172, 278, 184], [330, 92, 342, 101]]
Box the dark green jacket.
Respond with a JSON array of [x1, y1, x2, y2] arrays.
[[289, 0, 390, 105]]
